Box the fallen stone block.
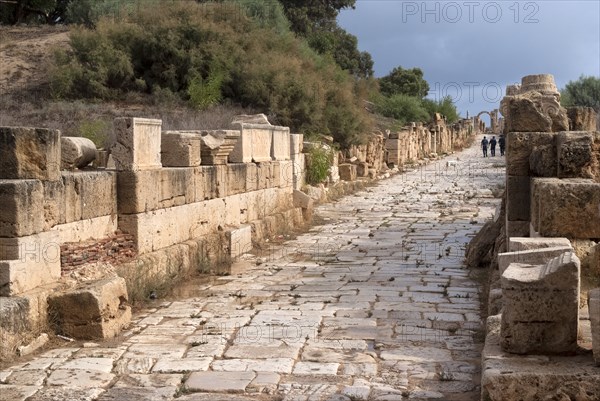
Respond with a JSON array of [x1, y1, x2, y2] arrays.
[[48, 277, 131, 340], [501, 252, 580, 354], [557, 131, 600, 181], [0, 296, 30, 333], [61, 137, 97, 170], [498, 245, 573, 274], [531, 178, 600, 238], [111, 118, 162, 171], [589, 289, 600, 366], [199, 130, 239, 165], [508, 237, 572, 252], [339, 164, 357, 181], [0, 127, 61, 181], [161, 131, 201, 167], [231, 113, 271, 126], [0, 179, 44, 237]]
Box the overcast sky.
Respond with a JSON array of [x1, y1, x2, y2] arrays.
[[338, 0, 600, 120]]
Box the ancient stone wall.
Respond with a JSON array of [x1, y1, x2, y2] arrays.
[[481, 74, 600, 401], [384, 115, 475, 168], [0, 116, 308, 348]]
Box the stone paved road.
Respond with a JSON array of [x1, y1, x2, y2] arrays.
[[0, 138, 505, 401]]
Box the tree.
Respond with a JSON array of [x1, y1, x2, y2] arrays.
[[0, 0, 68, 24], [379, 67, 429, 98], [561, 75, 600, 111], [278, 0, 356, 35], [422, 96, 459, 123]]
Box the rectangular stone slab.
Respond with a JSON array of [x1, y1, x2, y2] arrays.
[[111, 118, 162, 171], [0, 179, 44, 237], [0, 231, 61, 296], [508, 237, 572, 252], [500, 252, 580, 354], [161, 131, 201, 167], [531, 178, 600, 238], [271, 127, 291, 161], [0, 127, 61, 181], [498, 246, 573, 274]]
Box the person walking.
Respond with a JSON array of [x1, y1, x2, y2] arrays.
[[481, 136, 489, 157], [498, 134, 506, 156], [490, 136, 497, 157]]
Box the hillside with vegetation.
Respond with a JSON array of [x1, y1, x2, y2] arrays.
[[0, 0, 460, 149]]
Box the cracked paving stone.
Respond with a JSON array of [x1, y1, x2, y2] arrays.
[[184, 371, 255, 393]]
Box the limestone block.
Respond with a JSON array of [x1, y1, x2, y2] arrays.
[[47, 277, 131, 340], [339, 164, 357, 181], [0, 180, 44, 237], [498, 246, 573, 274], [223, 194, 241, 227], [290, 134, 303, 156], [271, 162, 281, 188], [505, 220, 529, 239], [0, 296, 29, 333], [161, 131, 201, 167], [61, 137, 97, 170], [509, 237, 571, 252], [529, 143, 557, 177], [231, 114, 271, 125], [505, 175, 530, 221], [271, 127, 291, 161], [119, 198, 227, 254], [292, 154, 305, 190], [111, 118, 162, 171], [62, 171, 117, 222], [228, 225, 252, 259], [279, 160, 294, 188], [385, 138, 401, 150], [567, 107, 597, 131], [501, 252, 580, 354], [292, 190, 313, 210], [0, 127, 61, 181], [229, 124, 273, 163], [531, 178, 600, 238], [199, 130, 239, 165], [117, 168, 193, 214], [226, 164, 247, 196], [53, 215, 117, 244], [194, 166, 218, 201], [42, 179, 64, 230], [589, 289, 600, 366], [506, 132, 556, 176], [256, 163, 273, 190], [0, 231, 61, 296], [356, 162, 369, 178], [557, 131, 600, 181], [245, 163, 258, 192]]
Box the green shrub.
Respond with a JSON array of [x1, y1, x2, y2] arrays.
[[422, 95, 460, 123], [50, 1, 370, 148], [306, 145, 333, 185], [375, 94, 429, 125], [78, 119, 110, 148]]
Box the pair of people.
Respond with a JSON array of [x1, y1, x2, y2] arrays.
[[481, 135, 505, 157]]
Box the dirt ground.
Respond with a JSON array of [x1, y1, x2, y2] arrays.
[[0, 25, 70, 96]]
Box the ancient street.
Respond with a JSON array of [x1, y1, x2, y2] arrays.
[[0, 139, 505, 401]]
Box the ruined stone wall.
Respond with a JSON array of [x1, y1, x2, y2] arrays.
[[0, 117, 309, 344], [384, 116, 476, 167], [480, 74, 600, 401]]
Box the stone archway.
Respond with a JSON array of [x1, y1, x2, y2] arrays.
[[477, 109, 500, 134]]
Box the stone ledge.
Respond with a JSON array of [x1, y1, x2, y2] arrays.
[[482, 315, 600, 401]]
